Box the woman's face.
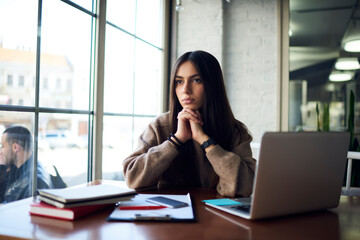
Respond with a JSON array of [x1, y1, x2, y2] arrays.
[[175, 61, 205, 110]]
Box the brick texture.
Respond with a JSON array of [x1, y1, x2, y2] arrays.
[[177, 0, 279, 144]]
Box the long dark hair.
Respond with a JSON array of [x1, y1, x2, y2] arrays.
[[169, 50, 236, 150]]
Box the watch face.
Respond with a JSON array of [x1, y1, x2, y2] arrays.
[[201, 138, 216, 150], [201, 142, 209, 149]]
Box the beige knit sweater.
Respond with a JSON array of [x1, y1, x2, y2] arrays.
[[123, 112, 256, 197]]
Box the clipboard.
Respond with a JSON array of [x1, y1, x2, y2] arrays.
[[107, 193, 196, 222]]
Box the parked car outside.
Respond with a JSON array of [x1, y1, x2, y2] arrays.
[[39, 131, 86, 149]]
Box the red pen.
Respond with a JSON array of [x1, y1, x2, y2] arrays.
[[119, 206, 167, 210]]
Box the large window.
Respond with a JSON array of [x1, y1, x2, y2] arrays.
[[102, 0, 164, 180], [0, 0, 166, 203]]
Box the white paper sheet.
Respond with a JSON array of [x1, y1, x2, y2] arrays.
[[108, 193, 194, 221]]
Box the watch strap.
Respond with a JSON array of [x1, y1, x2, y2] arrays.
[[201, 138, 216, 150]]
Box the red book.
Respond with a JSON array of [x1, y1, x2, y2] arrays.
[[29, 201, 114, 221]]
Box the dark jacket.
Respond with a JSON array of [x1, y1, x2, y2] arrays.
[[1, 155, 52, 203]]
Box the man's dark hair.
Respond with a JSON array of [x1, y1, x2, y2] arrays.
[[3, 126, 33, 151]]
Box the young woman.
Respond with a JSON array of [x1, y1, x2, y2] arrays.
[[123, 50, 256, 197]]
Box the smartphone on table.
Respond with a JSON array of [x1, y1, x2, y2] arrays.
[[146, 196, 189, 208]]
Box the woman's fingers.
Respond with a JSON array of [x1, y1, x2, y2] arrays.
[[175, 110, 192, 142], [189, 116, 206, 143], [178, 109, 203, 125], [193, 110, 203, 125], [175, 109, 206, 143]]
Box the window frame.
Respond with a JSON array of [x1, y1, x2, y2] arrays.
[[279, 0, 290, 131], [0, 0, 170, 197]]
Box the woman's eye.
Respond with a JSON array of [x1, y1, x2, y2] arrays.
[[175, 80, 182, 85], [193, 78, 201, 83]]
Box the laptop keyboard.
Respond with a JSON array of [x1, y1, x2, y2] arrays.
[[230, 204, 251, 213]]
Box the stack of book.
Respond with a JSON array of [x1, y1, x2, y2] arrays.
[[30, 182, 136, 221]]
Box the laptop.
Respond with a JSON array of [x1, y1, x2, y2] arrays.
[[205, 132, 350, 220]]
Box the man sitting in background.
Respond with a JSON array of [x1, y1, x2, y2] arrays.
[[0, 126, 52, 203]]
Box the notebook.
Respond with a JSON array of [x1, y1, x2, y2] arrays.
[[204, 131, 350, 220], [38, 182, 136, 206]]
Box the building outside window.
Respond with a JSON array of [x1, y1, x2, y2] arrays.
[[0, 0, 166, 203], [18, 75, 24, 87], [7, 74, 13, 86], [43, 77, 48, 90]]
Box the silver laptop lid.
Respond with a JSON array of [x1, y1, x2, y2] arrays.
[[250, 132, 349, 219]]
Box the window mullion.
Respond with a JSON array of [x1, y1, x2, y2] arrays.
[[32, 0, 43, 198], [92, 0, 107, 181]]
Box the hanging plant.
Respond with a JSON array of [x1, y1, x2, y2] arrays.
[[316, 102, 321, 132], [322, 103, 330, 132], [315, 102, 330, 132]]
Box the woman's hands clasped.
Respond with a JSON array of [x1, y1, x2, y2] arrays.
[[174, 108, 209, 145]]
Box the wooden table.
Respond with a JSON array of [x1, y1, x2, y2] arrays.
[[0, 188, 359, 240]]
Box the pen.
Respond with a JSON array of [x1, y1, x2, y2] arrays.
[[119, 206, 167, 210]]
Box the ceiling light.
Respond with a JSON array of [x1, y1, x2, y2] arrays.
[[343, 39, 360, 52], [335, 58, 360, 70], [329, 71, 353, 82]]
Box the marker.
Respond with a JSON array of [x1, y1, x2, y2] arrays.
[[119, 205, 167, 210]]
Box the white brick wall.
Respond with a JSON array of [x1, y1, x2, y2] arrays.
[[177, 0, 223, 63], [177, 0, 279, 144]]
